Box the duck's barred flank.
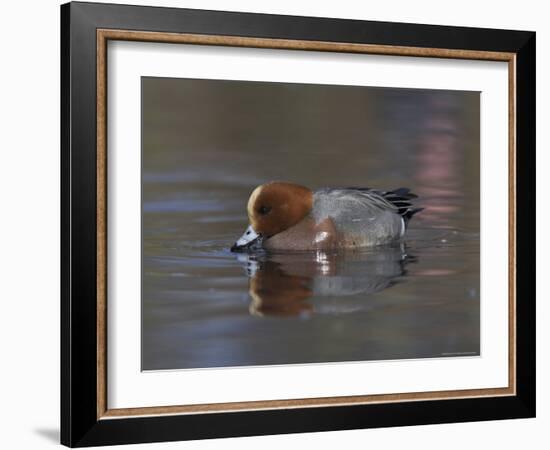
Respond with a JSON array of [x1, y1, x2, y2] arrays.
[[345, 186, 424, 227]]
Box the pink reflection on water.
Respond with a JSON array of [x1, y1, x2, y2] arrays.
[[415, 98, 463, 227], [416, 269, 456, 276]]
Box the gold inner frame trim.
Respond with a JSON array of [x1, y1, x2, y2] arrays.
[[96, 28, 517, 420]]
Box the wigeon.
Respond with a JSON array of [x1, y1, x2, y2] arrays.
[[231, 181, 422, 252]]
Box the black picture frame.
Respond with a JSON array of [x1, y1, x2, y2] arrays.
[[61, 1, 535, 447]]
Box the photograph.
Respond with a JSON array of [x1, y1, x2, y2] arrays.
[[141, 76, 481, 370]]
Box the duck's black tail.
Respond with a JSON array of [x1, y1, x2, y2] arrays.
[[383, 187, 424, 227]]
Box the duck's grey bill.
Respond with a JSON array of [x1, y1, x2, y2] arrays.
[[231, 225, 263, 252]]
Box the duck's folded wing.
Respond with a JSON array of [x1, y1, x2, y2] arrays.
[[312, 187, 422, 240], [312, 187, 394, 217], [311, 189, 401, 245], [341, 187, 423, 226]]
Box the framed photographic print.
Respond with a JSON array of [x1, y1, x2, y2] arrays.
[[60, 1, 536, 447]]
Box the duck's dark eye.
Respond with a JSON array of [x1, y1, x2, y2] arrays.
[[257, 205, 272, 216]]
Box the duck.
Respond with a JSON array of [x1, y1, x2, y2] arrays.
[[230, 181, 422, 252]]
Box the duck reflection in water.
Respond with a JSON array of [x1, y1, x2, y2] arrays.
[[235, 245, 415, 317]]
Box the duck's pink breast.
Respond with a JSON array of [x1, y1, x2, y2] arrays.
[[264, 217, 339, 251]]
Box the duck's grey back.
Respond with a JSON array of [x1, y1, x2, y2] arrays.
[[311, 188, 404, 246]]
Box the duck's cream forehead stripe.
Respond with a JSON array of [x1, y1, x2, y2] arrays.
[[247, 185, 263, 221]]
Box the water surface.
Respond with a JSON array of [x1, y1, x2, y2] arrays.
[[142, 78, 480, 370]]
